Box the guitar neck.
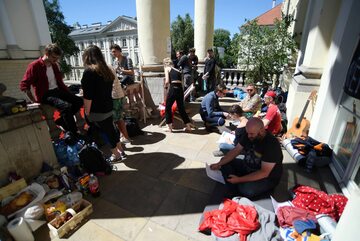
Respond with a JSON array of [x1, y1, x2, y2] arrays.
[[297, 99, 310, 125]]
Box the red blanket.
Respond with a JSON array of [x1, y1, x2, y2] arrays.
[[199, 199, 260, 241]]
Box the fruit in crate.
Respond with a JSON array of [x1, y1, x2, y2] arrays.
[[0, 191, 34, 216]]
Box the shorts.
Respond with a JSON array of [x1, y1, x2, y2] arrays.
[[113, 97, 125, 122]]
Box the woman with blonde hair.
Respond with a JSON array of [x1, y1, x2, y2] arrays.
[[163, 57, 195, 132], [81, 45, 126, 162]]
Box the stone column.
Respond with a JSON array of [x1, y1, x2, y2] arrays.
[[29, 0, 51, 49], [286, 0, 341, 129], [194, 0, 215, 61], [135, 0, 170, 66], [0, 0, 25, 59]]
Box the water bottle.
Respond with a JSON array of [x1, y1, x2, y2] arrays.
[[53, 140, 68, 166], [88, 174, 100, 197], [67, 144, 79, 166]]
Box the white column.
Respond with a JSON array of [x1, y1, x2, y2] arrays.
[[135, 0, 170, 65], [194, 0, 215, 61], [29, 0, 51, 47], [298, 0, 341, 75], [0, 0, 25, 58], [309, 0, 360, 142]]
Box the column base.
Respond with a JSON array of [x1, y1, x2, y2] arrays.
[[6, 45, 25, 59]]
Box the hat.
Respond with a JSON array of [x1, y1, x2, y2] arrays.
[[265, 90, 277, 98]]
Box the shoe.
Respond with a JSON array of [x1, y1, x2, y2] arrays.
[[109, 155, 122, 163], [213, 150, 224, 157], [185, 123, 195, 132], [120, 137, 131, 144], [120, 151, 127, 160]]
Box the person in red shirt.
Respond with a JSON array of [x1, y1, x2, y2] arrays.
[[261, 91, 282, 135], [19, 43, 83, 135]]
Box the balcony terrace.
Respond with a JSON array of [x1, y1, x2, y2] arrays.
[[34, 97, 340, 241]]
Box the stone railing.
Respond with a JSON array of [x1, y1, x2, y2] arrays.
[[64, 66, 141, 85], [220, 68, 247, 88]]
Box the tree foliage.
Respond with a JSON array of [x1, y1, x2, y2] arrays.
[[170, 14, 194, 58], [213, 29, 239, 68], [237, 15, 297, 84], [43, 0, 78, 74]]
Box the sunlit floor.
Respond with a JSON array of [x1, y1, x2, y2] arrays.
[[34, 99, 340, 241]]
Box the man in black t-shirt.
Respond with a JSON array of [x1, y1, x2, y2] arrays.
[[210, 117, 283, 198]]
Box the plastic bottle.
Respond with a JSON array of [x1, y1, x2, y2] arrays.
[[67, 144, 80, 166], [88, 174, 100, 197]]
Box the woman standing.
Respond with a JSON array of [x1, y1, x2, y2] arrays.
[[81, 45, 126, 162], [163, 57, 195, 132]]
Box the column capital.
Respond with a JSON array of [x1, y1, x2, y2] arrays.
[[298, 65, 323, 79]]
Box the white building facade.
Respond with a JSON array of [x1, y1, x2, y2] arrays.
[[67, 16, 139, 81]]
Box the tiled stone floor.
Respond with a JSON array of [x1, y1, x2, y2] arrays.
[[34, 99, 340, 241]]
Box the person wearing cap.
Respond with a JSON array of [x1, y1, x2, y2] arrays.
[[199, 84, 229, 131], [261, 90, 282, 135], [239, 84, 262, 118]]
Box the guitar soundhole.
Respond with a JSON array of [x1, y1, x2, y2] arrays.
[[296, 123, 300, 128]]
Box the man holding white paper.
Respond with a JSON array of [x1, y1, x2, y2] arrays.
[[210, 117, 283, 198]]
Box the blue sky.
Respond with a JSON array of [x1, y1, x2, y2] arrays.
[[59, 0, 281, 37]]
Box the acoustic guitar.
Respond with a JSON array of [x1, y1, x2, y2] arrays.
[[285, 90, 317, 139]]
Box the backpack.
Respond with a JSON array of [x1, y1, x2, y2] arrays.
[[124, 117, 144, 137], [78, 144, 112, 175]]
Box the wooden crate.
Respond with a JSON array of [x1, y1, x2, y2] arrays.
[[48, 199, 93, 239], [0, 178, 27, 200]]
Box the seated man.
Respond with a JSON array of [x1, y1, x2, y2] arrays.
[[19, 43, 83, 135], [238, 84, 261, 118], [259, 90, 282, 135], [210, 117, 283, 198], [199, 84, 229, 130]]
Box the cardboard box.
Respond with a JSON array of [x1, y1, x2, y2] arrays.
[[0, 178, 27, 200], [47, 199, 93, 239]]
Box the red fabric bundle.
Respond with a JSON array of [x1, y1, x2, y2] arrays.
[[277, 206, 317, 227], [199, 199, 260, 241], [159, 101, 177, 119], [291, 185, 348, 221]]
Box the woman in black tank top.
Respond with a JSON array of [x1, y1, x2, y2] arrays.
[[163, 57, 195, 132]]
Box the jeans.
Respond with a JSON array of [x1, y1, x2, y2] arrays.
[[219, 143, 235, 154], [220, 158, 279, 198], [42, 88, 83, 134], [165, 85, 190, 124]]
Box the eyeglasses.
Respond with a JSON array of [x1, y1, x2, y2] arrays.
[[246, 89, 254, 92]]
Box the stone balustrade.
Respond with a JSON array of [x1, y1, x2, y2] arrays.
[[220, 68, 246, 87]]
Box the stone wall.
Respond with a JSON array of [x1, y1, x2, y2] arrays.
[[0, 59, 34, 100]]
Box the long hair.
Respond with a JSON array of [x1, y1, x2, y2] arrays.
[[82, 45, 115, 81]]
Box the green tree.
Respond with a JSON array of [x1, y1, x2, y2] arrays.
[[237, 16, 297, 84], [170, 14, 194, 58], [43, 0, 78, 74], [213, 29, 239, 68], [214, 29, 231, 52]]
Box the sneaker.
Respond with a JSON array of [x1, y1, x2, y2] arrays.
[[120, 151, 127, 159], [120, 137, 131, 144], [213, 150, 224, 157], [109, 155, 122, 163]]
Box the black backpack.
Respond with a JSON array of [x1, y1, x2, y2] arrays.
[[124, 117, 144, 137], [78, 144, 112, 175]]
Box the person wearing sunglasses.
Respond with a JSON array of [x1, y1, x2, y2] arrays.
[[199, 84, 229, 131], [239, 84, 261, 118]]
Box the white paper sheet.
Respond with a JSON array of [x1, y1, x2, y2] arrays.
[[270, 195, 293, 214], [216, 131, 235, 144], [205, 163, 225, 184]]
